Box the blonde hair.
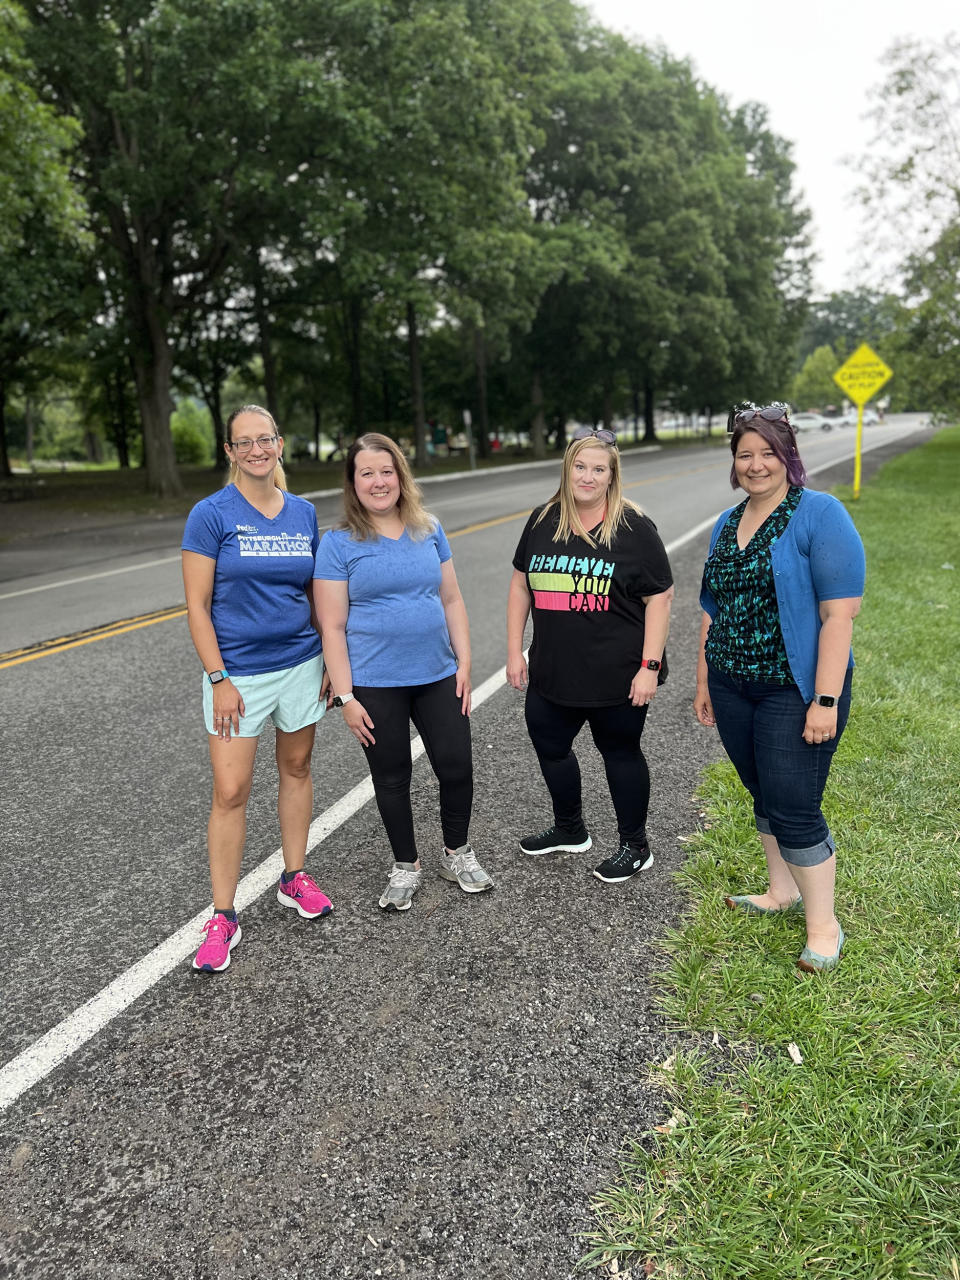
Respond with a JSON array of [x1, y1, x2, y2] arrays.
[[340, 432, 434, 541], [225, 405, 287, 491], [534, 434, 639, 549]]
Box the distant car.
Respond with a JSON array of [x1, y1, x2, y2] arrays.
[[838, 408, 879, 427], [792, 412, 830, 432]]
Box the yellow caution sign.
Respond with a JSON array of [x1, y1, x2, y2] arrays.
[[832, 343, 893, 499], [833, 343, 893, 406]]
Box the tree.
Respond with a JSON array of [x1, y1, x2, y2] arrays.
[[0, 0, 85, 476], [792, 345, 839, 410], [24, 0, 363, 495]]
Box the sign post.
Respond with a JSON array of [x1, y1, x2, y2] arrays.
[[832, 344, 893, 499]]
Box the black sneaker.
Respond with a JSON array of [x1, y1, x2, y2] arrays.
[[519, 823, 592, 856], [593, 840, 654, 883]]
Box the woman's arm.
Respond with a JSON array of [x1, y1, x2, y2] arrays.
[[439, 559, 472, 715], [803, 596, 862, 744], [628, 585, 674, 706], [506, 569, 532, 690], [693, 610, 715, 726], [182, 550, 245, 737], [313, 578, 376, 745]]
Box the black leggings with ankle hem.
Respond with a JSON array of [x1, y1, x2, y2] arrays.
[[524, 685, 650, 845], [353, 675, 473, 862]]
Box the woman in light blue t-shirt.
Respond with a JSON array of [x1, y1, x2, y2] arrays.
[[314, 432, 494, 913], [181, 405, 334, 974]]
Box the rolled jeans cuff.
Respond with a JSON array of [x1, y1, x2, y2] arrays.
[[755, 815, 773, 836], [778, 832, 836, 868]]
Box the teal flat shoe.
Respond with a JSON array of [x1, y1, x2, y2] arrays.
[[725, 894, 804, 916], [797, 925, 845, 973]]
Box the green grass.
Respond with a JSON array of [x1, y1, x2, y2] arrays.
[[586, 427, 960, 1279]]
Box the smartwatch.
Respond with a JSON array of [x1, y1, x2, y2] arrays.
[[813, 693, 836, 707], [639, 658, 661, 672], [207, 669, 229, 685], [332, 693, 355, 708]]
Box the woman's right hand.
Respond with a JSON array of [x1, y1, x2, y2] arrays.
[[693, 685, 715, 727], [213, 681, 245, 739], [506, 653, 528, 691], [343, 699, 376, 747]]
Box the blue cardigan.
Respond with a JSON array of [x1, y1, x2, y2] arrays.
[[700, 488, 866, 702]]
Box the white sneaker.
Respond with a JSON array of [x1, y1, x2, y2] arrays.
[[439, 844, 494, 894], [378, 862, 423, 911]]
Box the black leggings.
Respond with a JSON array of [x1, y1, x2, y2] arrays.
[[354, 675, 473, 862], [524, 686, 650, 844]]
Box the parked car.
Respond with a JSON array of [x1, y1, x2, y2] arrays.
[[792, 412, 830, 432]]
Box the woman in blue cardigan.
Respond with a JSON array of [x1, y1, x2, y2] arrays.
[[694, 405, 865, 972]]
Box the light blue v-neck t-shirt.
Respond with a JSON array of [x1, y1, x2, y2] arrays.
[[313, 523, 456, 687]]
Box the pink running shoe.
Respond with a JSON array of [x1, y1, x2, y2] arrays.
[[277, 870, 333, 919], [192, 913, 241, 972]]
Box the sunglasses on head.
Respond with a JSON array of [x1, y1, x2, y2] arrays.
[[727, 404, 791, 432], [571, 427, 617, 445]]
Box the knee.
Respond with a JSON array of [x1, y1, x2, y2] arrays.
[[278, 752, 313, 782], [212, 780, 251, 812]]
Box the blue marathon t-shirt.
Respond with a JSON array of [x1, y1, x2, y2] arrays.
[[313, 523, 457, 687], [181, 485, 322, 676]]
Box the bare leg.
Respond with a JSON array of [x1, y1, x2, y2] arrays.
[[788, 855, 840, 955], [207, 736, 259, 909], [737, 832, 803, 909], [276, 724, 317, 873]]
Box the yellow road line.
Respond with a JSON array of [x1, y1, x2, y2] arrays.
[[0, 607, 188, 670]]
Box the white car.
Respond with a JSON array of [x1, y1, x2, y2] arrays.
[[792, 412, 830, 432]]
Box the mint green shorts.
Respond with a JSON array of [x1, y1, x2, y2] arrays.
[[203, 655, 326, 737]]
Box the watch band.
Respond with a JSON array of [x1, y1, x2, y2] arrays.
[[332, 692, 355, 707], [207, 669, 229, 685], [639, 658, 661, 671]]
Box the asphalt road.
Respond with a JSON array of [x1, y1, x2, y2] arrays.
[[0, 418, 930, 1278]]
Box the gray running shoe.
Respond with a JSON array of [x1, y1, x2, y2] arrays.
[[439, 844, 494, 894], [378, 862, 423, 911]]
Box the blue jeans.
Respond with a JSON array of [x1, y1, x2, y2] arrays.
[[706, 665, 853, 867]]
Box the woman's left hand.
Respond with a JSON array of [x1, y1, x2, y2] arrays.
[[803, 703, 838, 744], [629, 668, 658, 707], [456, 665, 472, 716]]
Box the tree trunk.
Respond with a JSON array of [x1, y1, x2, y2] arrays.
[[631, 380, 641, 443], [251, 250, 279, 420], [473, 324, 490, 460], [602, 386, 613, 432], [129, 307, 181, 496], [530, 369, 546, 460], [643, 380, 657, 443], [112, 369, 131, 468], [343, 295, 365, 435], [312, 400, 322, 463], [407, 300, 427, 467], [25, 396, 36, 466], [0, 378, 11, 479]]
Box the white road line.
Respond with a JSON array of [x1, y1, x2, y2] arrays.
[[0, 664, 503, 1111], [0, 555, 183, 600]]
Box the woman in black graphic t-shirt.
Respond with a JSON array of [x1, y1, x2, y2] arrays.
[[506, 430, 674, 884]]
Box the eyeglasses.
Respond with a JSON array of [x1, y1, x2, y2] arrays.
[[229, 435, 279, 452], [728, 405, 791, 433], [571, 427, 617, 445]]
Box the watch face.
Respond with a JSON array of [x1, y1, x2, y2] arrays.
[[643, 660, 661, 671], [333, 696, 344, 707], [209, 670, 225, 684], [816, 695, 835, 707]]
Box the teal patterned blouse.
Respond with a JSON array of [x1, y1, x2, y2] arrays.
[[703, 486, 803, 682]]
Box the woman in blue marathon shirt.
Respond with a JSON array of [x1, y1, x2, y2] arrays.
[[181, 405, 333, 973], [694, 404, 865, 973], [313, 432, 493, 912]]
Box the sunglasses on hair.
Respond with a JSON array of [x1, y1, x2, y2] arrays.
[[571, 427, 617, 445], [727, 405, 791, 432]]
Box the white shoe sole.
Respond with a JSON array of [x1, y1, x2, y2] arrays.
[[438, 867, 494, 893], [379, 898, 414, 911], [520, 836, 592, 856], [592, 852, 654, 883]]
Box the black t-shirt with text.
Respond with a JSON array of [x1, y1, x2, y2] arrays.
[[512, 504, 674, 706]]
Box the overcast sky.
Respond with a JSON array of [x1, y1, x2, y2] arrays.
[[586, 0, 954, 297]]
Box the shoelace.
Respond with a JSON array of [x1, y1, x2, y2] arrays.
[[288, 871, 318, 897], [389, 867, 421, 887], [200, 915, 229, 939], [453, 851, 481, 873], [611, 843, 644, 867]]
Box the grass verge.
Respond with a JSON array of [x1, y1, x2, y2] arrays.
[[586, 426, 960, 1279]]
